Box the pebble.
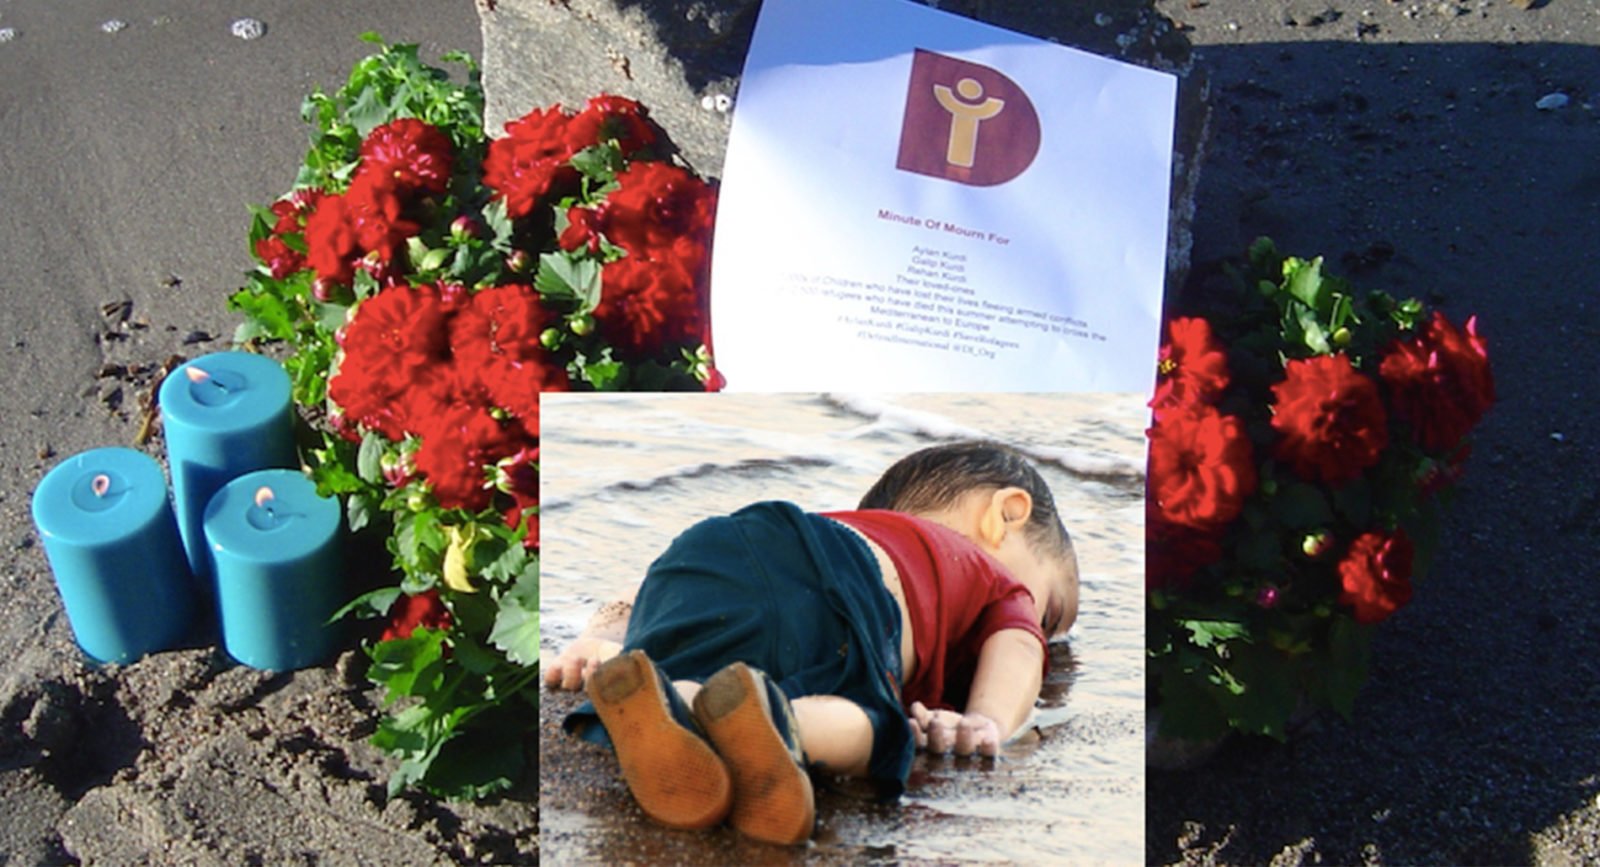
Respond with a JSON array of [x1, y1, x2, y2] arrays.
[[230, 17, 266, 41], [100, 19, 129, 34], [0, 27, 15, 44], [1536, 92, 1569, 111]]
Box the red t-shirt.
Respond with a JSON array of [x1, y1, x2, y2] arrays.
[[824, 509, 1046, 712]]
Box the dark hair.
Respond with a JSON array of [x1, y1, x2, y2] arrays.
[[858, 440, 1072, 558]]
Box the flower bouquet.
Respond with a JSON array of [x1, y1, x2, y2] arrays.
[[228, 35, 718, 798], [1146, 238, 1493, 748]]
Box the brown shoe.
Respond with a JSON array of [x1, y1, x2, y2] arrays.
[[586, 650, 733, 831], [692, 662, 815, 845]]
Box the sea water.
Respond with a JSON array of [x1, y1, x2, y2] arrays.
[[540, 392, 1146, 863]]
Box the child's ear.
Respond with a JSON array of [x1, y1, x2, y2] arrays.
[[977, 487, 1033, 548]]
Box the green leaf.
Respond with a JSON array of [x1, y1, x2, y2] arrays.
[[481, 198, 513, 254], [570, 143, 623, 184], [358, 30, 386, 46], [421, 723, 523, 801], [346, 492, 375, 534], [330, 585, 403, 623], [583, 358, 625, 391], [489, 569, 540, 666], [1276, 483, 1334, 529], [534, 251, 602, 311], [1284, 256, 1329, 312], [1181, 619, 1250, 649], [347, 86, 389, 138], [357, 431, 386, 484], [1295, 304, 1331, 355], [367, 628, 448, 700]]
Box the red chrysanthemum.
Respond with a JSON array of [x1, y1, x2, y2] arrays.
[[346, 173, 420, 264], [304, 194, 360, 284], [564, 94, 658, 155], [409, 369, 527, 512], [381, 589, 452, 642], [328, 285, 451, 439], [253, 235, 304, 280], [1145, 510, 1224, 591], [594, 257, 706, 357], [1147, 403, 1257, 532], [1152, 317, 1230, 410], [599, 162, 717, 259], [449, 284, 569, 426], [359, 118, 454, 196], [1337, 529, 1415, 624], [1270, 353, 1389, 485], [496, 446, 540, 550], [1379, 311, 1494, 454], [483, 106, 579, 220]]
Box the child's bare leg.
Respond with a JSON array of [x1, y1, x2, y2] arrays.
[[791, 696, 872, 777]]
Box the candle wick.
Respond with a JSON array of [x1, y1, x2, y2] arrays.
[[186, 365, 230, 392], [91, 474, 111, 497]]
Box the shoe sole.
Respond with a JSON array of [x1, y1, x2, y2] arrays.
[[587, 650, 733, 831], [694, 663, 815, 845]]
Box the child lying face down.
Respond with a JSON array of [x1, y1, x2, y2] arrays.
[[545, 440, 1079, 845]]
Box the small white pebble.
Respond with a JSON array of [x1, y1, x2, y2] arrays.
[[1551, 432, 1565, 443], [230, 17, 266, 40], [1226, 20, 1241, 31], [0, 27, 16, 44], [700, 94, 717, 112], [100, 19, 128, 34], [713, 93, 733, 113], [1095, 12, 1113, 27], [1535, 92, 1569, 111]]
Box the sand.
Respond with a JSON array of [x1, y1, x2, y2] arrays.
[[2, 0, 1598, 863]]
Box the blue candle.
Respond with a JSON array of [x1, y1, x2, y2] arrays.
[[159, 351, 296, 580], [30, 448, 195, 664], [203, 469, 343, 670]]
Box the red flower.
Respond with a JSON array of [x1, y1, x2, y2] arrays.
[[302, 175, 419, 285], [450, 284, 570, 426], [558, 205, 605, 255], [1270, 353, 1389, 485], [497, 447, 540, 550], [483, 107, 579, 220], [565, 94, 657, 155], [600, 162, 717, 259], [594, 257, 706, 356], [1379, 311, 1494, 454], [1148, 403, 1257, 532], [328, 285, 451, 439], [382, 589, 452, 642], [1338, 530, 1415, 624], [304, 194, 360, 284], [253, 235, 304, 280], [359, 118, 454, 196], [1152, 317, 1230, 410], [409, 369, 526, 512], [1145, 512, 1224, 591]]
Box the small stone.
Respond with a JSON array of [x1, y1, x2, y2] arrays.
[[1536, 92, 1569, 111], [1551, 431, 1565, 442], [0, 27, 17, 44], [1095, 12, 1114, 26], [181, 330, 214, 345], [230, 17, 267, 40], [100, 19, 129, 34], [1281, 3, 1339, 27]]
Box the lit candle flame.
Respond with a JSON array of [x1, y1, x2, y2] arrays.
[[254, 486, 275, 509], [91, 474, 111, 497], [185, 366, 211, 384]]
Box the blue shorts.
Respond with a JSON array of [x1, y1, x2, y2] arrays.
[[562, 501, 913, 796]]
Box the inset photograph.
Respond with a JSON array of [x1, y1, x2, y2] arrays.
[[538, 392, 1146, 863]]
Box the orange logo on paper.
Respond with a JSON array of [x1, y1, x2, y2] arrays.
[[896, 49, 1041, 186]]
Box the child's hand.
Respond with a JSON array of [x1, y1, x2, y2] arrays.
[[543, 636, 624, 690], [908, 701, 1002, 757]]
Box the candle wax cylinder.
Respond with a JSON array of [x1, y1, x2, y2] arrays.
[[204, 469, 343, 671], [159, 352, 296, 581], [30, 448, 196, 664]]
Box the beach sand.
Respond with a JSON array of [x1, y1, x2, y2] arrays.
[[2, 0, 1598, 863]]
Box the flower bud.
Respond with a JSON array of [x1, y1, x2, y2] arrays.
[[1331, 327, 1352, 347], [1301, 531, 1332, 559], [406, 490, 430, 513], [569, 314, 595, 337], [450, 215, 479, 242], [540, 327, 563, 350], [312, 277, 342, 304], [506, 250, 533, 274], [1255, 586, 1280, 609]]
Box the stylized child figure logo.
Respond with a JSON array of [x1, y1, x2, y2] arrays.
[[898, 49, 1041, 186], [934, 78, 1005, 168]]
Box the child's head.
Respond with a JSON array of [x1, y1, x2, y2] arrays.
[[859, 441, 1079, 637]]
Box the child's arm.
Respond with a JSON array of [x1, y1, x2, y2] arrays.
[[544, 583, 639, 690], [907, 628, 1044, 756], [963, 627, 1046, 741]]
